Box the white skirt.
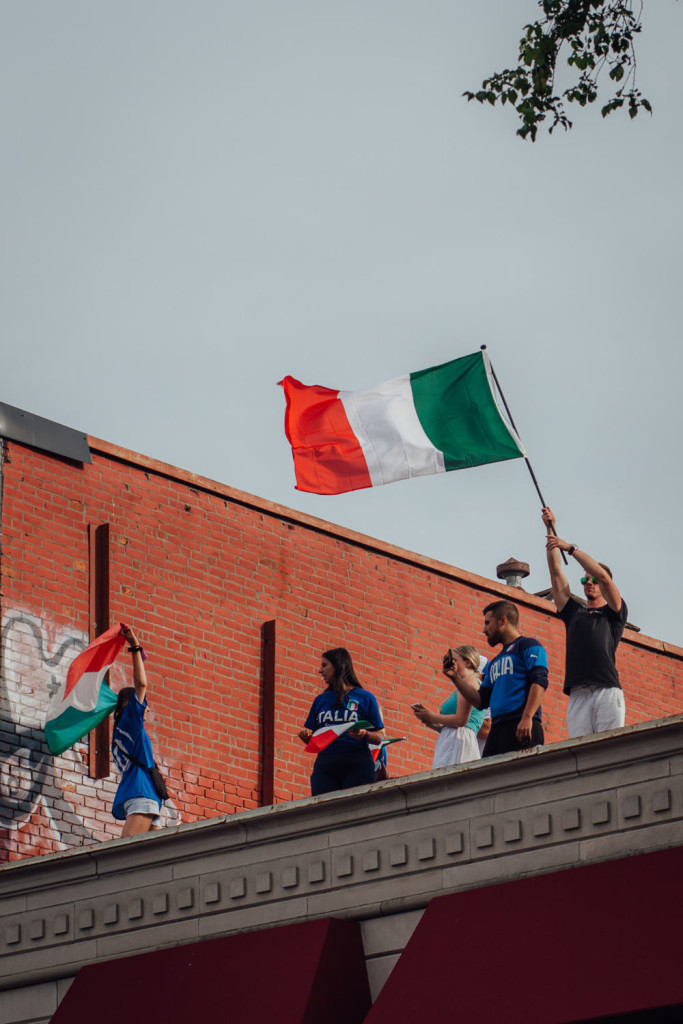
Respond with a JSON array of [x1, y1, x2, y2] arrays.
[[432, 726, 481, 769]]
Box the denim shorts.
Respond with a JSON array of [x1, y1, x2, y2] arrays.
[[124, 797, 161, 825]]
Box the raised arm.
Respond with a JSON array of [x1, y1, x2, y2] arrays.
[[541, 507, 571, 611], [121, 625, 147, 702], [441, 654, 483, 709], [546, 536, 622, 612]]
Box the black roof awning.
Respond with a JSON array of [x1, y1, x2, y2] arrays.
[[0, 402, 91, 463]]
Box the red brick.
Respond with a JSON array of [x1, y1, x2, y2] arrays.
[[2, 437, 682, 864]]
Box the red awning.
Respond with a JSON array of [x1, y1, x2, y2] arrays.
[[52, 916, 371, 1024], [367, 845, 683, 1023]]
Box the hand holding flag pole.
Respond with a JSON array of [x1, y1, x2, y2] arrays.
[[480, 346, 568, 566]]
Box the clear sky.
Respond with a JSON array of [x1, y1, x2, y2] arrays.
[[2, 2, 681, 647]]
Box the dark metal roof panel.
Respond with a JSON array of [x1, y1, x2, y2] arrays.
[[0, 402, 91, 463]]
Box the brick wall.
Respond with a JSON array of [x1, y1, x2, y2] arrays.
[[2, 436, 682, 862]]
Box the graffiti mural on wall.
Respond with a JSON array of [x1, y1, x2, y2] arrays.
[[0, 609, 179, 856]]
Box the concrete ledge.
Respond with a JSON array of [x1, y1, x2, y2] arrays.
[[2, 715, 683, 1003]]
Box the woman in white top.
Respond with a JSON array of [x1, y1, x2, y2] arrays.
[[412, 645, 488, 768]]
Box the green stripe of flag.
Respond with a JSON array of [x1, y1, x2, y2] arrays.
[[45, 683, 118, 756], [410, 351, 523, 471]]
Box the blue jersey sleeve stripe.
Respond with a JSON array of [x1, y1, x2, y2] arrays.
[[520, 640, 549, 670]]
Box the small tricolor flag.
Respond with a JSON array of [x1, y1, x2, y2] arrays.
[[369, 736, 407, 761], [279, 350, 524, 495], [304, 719, 374, 754], [44, 623, 127, 755]]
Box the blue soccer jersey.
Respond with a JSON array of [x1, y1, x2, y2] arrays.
[[478, 636, 549, 724], [304, 687, 384, 753], [111, 696, 160, 819]]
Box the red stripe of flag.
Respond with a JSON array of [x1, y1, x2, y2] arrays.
[[304, 719, 374, 754], [64, 623, 128, 699], [278, 376, 371, 495]]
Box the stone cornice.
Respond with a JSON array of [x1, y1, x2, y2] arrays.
[[3, 715, 683, 992]]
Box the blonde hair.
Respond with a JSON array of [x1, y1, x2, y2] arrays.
[[452, 644, 482, 676]]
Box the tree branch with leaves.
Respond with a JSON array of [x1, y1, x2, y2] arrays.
[[464, 1, 665, 141]]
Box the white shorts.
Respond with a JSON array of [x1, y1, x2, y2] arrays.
[[566, 685, 625, 738], [124, 797, 162, 826], [432, 726, 481, 769]]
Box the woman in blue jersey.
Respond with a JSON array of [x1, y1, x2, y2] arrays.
[[111, 626, 163, 836], [298, 648, 385, 796], [412, 645, 487, 768]]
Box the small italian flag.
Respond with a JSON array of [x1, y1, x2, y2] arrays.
[[368, 736, 406, 761], [279, 350, 524, 495], [304, 719, 374, 754], [44, 623, 127, 756]]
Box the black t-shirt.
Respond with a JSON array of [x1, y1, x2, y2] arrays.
[[558, 596, 628, 695]]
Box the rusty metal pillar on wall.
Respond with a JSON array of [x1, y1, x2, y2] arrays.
[[88, 522, 110, 779], [260, 620, 276, 806]]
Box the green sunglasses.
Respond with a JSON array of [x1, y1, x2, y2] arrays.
[[580, 575, 597, 585]]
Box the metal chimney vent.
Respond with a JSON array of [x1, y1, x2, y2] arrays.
[[496, 557, 530, 589]]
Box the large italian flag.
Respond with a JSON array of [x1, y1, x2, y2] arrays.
[[279, 350, 524, 495], [45, 623, 126, 756]]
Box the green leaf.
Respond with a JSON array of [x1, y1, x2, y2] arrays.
[[463, 0, 653, 140]]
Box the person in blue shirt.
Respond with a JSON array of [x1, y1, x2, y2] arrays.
[[111, 626, 163, 835], [446, 601, 549, 757], [298, 647, 385, 796], [411, 644, 488, 768]]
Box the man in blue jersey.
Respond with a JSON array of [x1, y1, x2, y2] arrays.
[[445, 600, 549, 756]]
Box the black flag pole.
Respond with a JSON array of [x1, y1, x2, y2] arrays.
[[481, 345, 568, 566]]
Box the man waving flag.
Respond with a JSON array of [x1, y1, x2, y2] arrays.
[[279, 350, 524, 495]]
